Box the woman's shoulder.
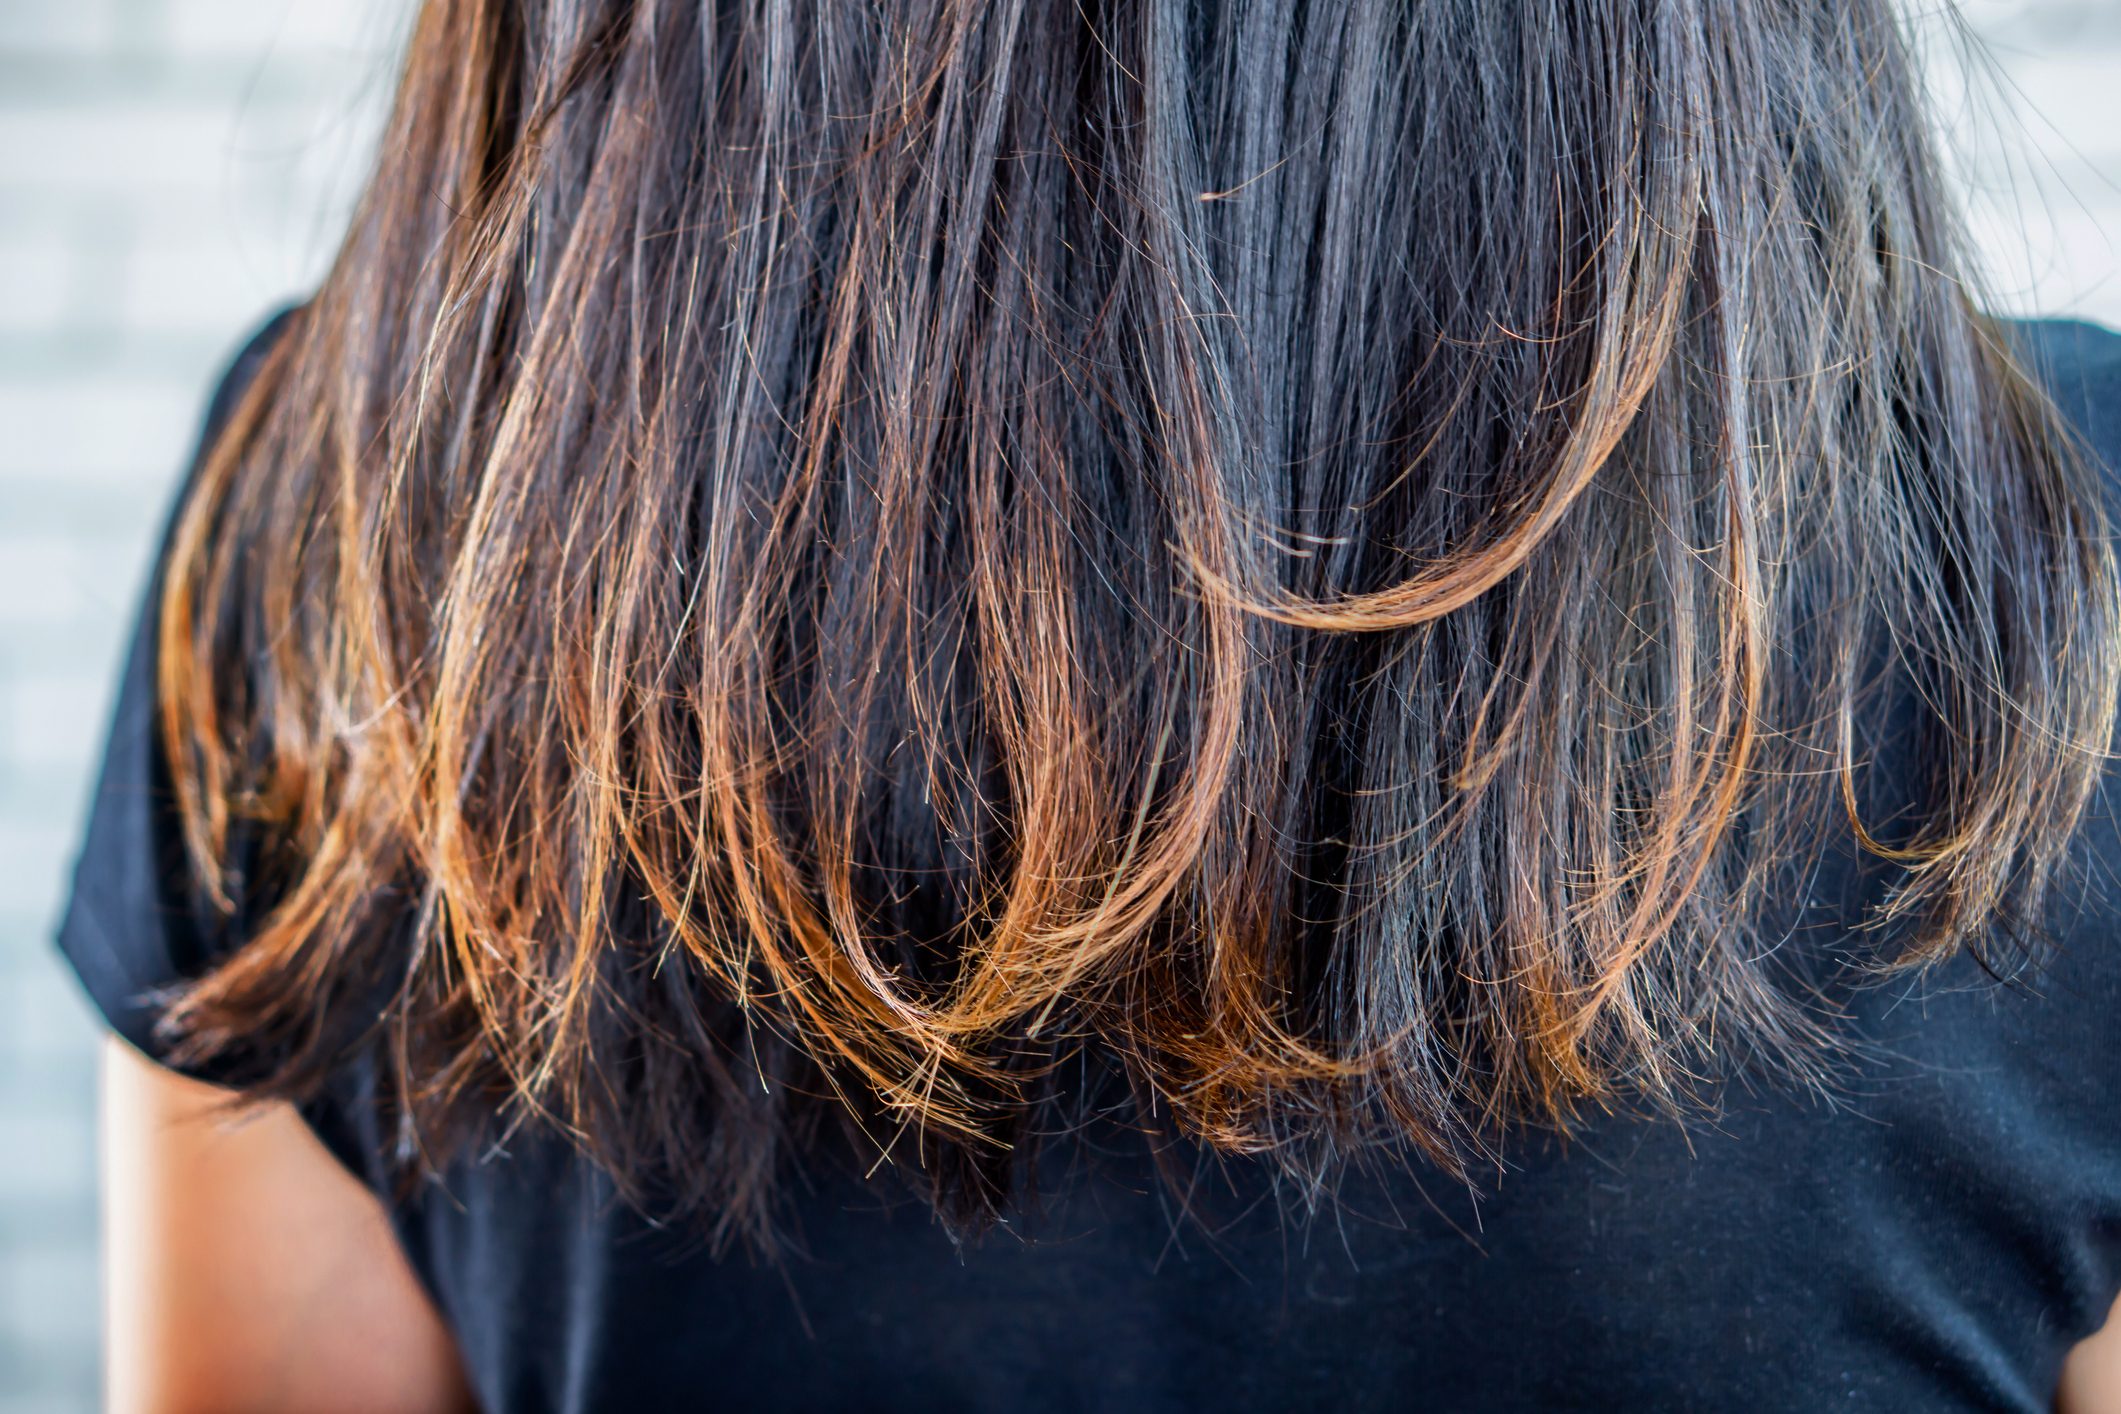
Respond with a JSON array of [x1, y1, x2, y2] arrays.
[[52, 304, 303, 1078], [2010, 316, 2121, 464]]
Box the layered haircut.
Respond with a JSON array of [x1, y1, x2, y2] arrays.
[[158, 0, 2119, 1244]]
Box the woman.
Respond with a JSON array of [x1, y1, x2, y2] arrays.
[[57, 0, 2121, 1408]]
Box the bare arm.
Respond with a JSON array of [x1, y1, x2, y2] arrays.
[[2060, 1294, 2121, 1414], [101, 1035, 477, 1414]]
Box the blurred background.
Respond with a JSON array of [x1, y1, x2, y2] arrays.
[[0, 4, 400, 1410], [0, 1, 2113, 1409]]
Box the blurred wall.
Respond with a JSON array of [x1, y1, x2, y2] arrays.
[[1937, 1, 2121, 325], [0, 2, 2113, 1411]]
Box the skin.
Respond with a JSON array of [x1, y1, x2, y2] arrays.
[[2061, 1296, 2121, 1414], [98, 1029, 2121, 1411], [101, 1036, 475, 1414]]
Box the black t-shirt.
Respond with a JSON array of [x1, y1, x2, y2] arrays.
[[56, 312, 2121, 1413]]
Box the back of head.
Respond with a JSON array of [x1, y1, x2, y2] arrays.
[[153, 0, 2120, 1245]]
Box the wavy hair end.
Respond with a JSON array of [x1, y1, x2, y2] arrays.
[[157, 0, 2120, 1246]]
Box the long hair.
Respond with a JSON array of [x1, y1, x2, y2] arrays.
[[158, 0, 2119, 1246]]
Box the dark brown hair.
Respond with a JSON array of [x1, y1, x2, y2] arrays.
[[158, 0, 2119, 1245]]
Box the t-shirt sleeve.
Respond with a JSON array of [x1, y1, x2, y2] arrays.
[[53, 306, 299, 1077]]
